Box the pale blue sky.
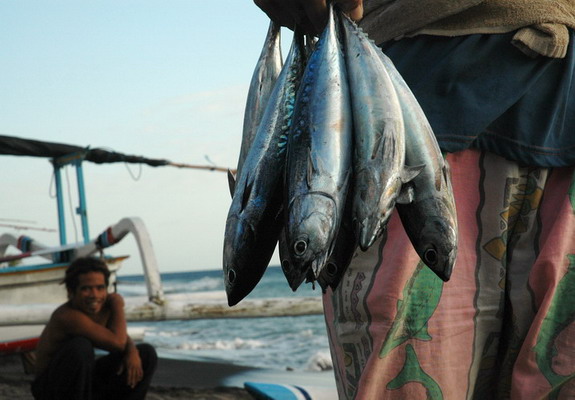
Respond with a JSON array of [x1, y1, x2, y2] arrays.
[[0, 1, 292, 275]]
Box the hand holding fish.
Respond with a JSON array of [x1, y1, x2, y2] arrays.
[[253, 0, 363, 35]]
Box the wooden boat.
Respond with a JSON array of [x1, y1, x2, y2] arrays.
[[0, 135, 323, 355], [0, 135, 167, 306], [0, 135, 170, 355]]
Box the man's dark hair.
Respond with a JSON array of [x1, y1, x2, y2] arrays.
[[63, 257, 110, 292]]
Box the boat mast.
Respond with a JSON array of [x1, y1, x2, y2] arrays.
[[52, 151, 91, 246]]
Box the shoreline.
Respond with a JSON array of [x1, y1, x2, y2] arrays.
[[0, 353, 335, 399]]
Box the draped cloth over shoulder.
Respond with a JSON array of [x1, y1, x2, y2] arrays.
[[361, 0, 575, 58]]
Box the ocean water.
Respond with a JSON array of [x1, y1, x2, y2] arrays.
[[117, 266, 332, 372]]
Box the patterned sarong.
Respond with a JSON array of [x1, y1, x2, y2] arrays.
[[323, 149, 575, 399]]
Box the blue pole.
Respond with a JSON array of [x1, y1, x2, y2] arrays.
[[75, 161, 90, 244], [53, 165, 67, 245]]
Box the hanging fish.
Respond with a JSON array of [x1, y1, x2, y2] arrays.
[[280, 190, 356, 292], [285, 3, 353, 279], [278, 228, 305, 291], [377, 52, 458, 281], [317, 190, 357, 292], [231, 21, 283, 196], [223, 30, 307, 306], [340, 14, 421, 251]]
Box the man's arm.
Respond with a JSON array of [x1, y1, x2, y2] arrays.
[[104, 293, 128, 345], [53, 294, 128, 352], [118, 337, 144, 388]]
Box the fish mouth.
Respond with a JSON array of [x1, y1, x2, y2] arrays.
[[421, 245, 456, 282], [310, 253, 330, 278], [290, 233, 327, 277], [224, 265, 242, 306], [223, 218, 253, 291], [357, 217, 383, 251], [286, 192, 338, 276], [418, 218, 457, 281], [281, 258, 308, 291], [223, 219, 273, 307], [290, 213, 331, 275], [317, 261, 340, 292], [441, 248, 457, 281]]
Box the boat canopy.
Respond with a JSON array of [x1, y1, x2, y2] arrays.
[[0, 135, 169, 167]]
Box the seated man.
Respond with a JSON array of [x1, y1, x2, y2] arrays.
[[31, 257, 157, 400]]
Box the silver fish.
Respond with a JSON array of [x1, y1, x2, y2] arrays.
[[278, 228, 306, 291], [317, 190, 357, 292], [232, 21, 283, 194], [223, 31, 307, 306], [341, 15, 420, 251], [378, 52, 458, 281], [285, 4, 353, 279]]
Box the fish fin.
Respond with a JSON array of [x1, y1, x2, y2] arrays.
[[227, 169, 236, 198], [240, 175, 253, 212], [274, 204, 284, 221], [342, 167, 352, 193], [371, 129, 386, 160], [443, 161, 452, 184], [306, 148, 318, 189], [400, 164, 424, 184], [396, 183, 414, 205], [435, 164, 443, 191]]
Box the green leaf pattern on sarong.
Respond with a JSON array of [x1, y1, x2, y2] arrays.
[[533, 254, 575, 399]]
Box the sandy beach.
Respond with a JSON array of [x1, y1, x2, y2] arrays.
[[0, 353, 253, 399], [0, 352, 336, 399]]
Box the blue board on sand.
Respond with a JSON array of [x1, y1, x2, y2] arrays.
[[244, 382, 313, 400]]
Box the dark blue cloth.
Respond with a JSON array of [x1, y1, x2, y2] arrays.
[[379, 30, 575, 167]]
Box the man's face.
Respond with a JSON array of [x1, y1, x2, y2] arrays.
[[69, 271, 108, 316]]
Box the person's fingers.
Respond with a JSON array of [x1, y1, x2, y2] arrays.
[[345, 1, 364, 21], [253, 0, 362, 36], [254, 0, 295, 29], [127, 367, 138, 388], [299, 0, 327, 35], [254, 0, 326, 35]]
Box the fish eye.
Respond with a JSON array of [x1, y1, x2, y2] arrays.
[[227, 269, 237, 284], [294, 240, 307, 256], [424, 248, 438, 266], [326, 262, 338, 277]]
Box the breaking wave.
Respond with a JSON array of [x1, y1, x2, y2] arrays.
[[119, 267, 329, 371]]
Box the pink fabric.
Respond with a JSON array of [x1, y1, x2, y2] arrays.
[[323, 149, 575, 399]]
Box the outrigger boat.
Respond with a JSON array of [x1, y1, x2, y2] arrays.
[[0, 135, 169, 306], [0, 135, 169, 354], [0, 135, 322, 356]]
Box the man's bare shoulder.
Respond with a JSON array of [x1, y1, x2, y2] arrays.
[[50, 301, 111, 331], [51, 302, 84, 324]]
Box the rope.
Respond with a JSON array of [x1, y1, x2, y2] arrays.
[[168, 162, 234, 174]]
